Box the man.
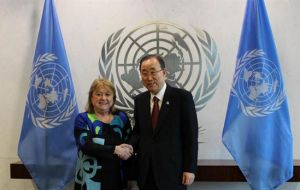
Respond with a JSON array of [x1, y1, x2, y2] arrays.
[[129, 54, 198, 190]]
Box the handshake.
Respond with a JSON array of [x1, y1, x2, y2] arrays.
[[114, 144, 134, 160]]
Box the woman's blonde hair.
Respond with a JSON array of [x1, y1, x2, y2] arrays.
[[86, 78, 117, 113]]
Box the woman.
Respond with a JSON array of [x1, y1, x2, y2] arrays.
[[74, 78, 133, 190]]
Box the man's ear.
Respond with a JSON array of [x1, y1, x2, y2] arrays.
[[162, 69, 167, 76]]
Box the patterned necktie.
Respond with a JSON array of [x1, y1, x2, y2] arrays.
[[152, 96, 159, 129]]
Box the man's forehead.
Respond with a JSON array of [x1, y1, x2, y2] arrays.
[[141, 66, 158, 70], [141, 60, 160, 69]]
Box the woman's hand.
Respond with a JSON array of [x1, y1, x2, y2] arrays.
[[114, 144, 133, 160]]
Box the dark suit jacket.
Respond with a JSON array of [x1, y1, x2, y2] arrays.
[[129, 84, 198, 190]]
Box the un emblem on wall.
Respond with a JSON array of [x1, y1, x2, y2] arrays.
[[99, 21, 221, 114], [28, 53, 77, 128], [231, 49, 286, 117]]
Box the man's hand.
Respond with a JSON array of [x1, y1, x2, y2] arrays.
[[182, 172, 195, 185], [114, 144, 133, 160], [127, 180, 136, 190]]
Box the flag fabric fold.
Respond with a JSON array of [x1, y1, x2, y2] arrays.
[[18, 0, 78, 189], [222, 0, 293, 189]]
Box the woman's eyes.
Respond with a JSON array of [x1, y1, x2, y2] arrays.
[[95, 93, 112, 96]]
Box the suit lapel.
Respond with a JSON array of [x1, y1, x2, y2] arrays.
[[154, 85, 172, 134], [140, 92, 153, 133]]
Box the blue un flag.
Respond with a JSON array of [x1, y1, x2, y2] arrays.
[[222, 0, 293, 189], [18, 0, 79, 189]]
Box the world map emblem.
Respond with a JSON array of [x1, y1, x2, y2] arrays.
[[99, 21, 221, 114], [231, 49, 286, 117], [28, 53, 77, 128]]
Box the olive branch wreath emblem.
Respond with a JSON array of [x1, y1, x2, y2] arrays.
[[29, 53, 77, 129], [99, 28, 220, 113], [195, 30, 221, 112], [98, 28, 134, 110], [231, 49, 286, 117]]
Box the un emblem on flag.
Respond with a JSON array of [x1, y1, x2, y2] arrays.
[[232, 49, 286, 117], [98, 21, 221, 114], [28, 53, 77, 128]]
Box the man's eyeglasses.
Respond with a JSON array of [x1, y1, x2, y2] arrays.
[[141, 69, 163, 78]]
